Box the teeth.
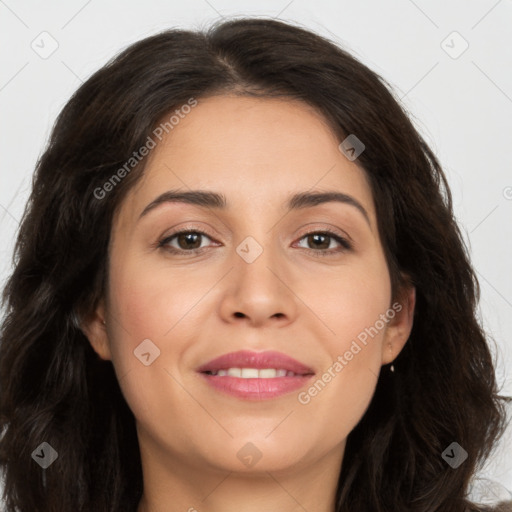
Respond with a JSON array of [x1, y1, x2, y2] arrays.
[[208, 368, 299, 378], [227, 368, 241, 377], [241, 368, 259, 378]]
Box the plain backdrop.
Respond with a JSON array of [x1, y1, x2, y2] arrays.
[[1, 0, 511, 502]]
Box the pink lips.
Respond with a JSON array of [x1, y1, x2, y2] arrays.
[[197, 350, 315, 401]]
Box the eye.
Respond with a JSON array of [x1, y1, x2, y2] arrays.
[[295, 229, 352, 256], [157, 228, 352, 256], [158, 229, 217, 254]]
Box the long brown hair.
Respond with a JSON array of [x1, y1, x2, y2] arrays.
[[0, 17, 510, 511]]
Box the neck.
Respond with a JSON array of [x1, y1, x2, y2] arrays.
[[136, 436, 344, 512]]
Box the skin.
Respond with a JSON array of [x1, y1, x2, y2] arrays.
[[83, 95, 416, 512]]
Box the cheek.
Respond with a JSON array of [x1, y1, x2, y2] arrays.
[[298, 258, 391, 423], [103, 252, 217, 425], [296, 318, 388, 451], [107, 251, 212, 346], [309, 256, 392, 354]]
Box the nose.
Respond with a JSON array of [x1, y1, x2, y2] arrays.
[[217, 239, 298, 328]]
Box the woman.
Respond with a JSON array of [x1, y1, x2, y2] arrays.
[[0, 17, 510, 512]]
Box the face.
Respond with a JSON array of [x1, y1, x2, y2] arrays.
[[84, 95, 415, 478]]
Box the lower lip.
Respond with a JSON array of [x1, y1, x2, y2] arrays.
[[199, 373, 314, 400]]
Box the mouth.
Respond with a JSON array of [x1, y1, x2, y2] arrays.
[[196, 350, 315, 400], [203, 368, 304, 377]]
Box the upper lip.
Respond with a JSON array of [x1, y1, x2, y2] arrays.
[[197, 350, 315, 375]]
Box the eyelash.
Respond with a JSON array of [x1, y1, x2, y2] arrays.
[[157, 227, 353, 257]]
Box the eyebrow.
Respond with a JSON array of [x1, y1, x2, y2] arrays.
[[139, 189, 371, 227]]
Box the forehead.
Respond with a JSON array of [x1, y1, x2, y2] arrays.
[[116, 95, 376, 228]]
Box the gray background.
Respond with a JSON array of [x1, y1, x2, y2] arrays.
[[1, 0, 511, 501]]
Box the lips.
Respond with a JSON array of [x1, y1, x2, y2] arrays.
[[196, 350, 315, 401], [196, 350, 315, 375]]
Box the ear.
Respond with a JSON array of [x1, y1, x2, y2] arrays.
[[78, 298, 112, 361], [381, 282, 416, 366]]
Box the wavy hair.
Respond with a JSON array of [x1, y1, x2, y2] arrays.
[[0, 17, 510, 512]]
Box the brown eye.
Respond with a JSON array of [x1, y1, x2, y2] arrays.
[[158, 230, 215, 254], [295, 230, 352, 256], [305, 233, 331, 250], [158, 228, 352, 256], [174, 232, 203, 250]]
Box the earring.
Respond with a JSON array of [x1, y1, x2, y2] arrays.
[[388, 344, 395, 372]]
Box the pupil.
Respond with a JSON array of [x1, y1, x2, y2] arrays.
[[179, 233, 200, 249], [310, 234, 328, 249]]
